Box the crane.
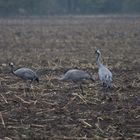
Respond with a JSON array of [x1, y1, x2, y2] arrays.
[[58, 69, 94, 94], [95, 50, 112, 89], [9, 62, 39, 86]]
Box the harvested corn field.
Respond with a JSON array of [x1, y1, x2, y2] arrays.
[[0, 15, 140, 140]]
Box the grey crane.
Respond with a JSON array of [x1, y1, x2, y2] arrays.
[[95, 50, 112, 89], [9, 62, 39, 85], [58, 69, 94, 94]]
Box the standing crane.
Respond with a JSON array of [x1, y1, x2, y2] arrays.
[[9, 62, 39, 86], [95, 50, 112, 89], [58, 69, 94, 94]]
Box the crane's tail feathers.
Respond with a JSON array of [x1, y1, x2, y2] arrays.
[[35, 77, 39, 83], [90, 77, 95, 82]]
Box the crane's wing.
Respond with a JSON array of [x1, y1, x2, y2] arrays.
[[99, 67, 112, 83], [23, 71, 35, 79], [68, 69, 90, 81], [15, 68, 36, 80]]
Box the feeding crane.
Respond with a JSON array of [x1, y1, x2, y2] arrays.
[[9, 62, 39, 85], [58, 69, 94, 94]]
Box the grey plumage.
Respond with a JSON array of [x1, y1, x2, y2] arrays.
[[95, 50, 112, 88], [58, 69, 94, 94], [9, 62, 39, 83]]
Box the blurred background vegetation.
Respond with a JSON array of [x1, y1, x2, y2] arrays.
[[0, 0, 140, 17]]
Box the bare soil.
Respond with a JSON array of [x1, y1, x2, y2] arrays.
[[0, 15, 140, 140]]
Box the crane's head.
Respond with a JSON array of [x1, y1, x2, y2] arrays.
[[95, 49, 101, 55], [9, 62, 15, 73], [9, 62, 14, 67]]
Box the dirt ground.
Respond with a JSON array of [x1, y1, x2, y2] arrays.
[[0, 15, 140, 140]]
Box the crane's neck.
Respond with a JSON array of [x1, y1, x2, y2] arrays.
[[58, 76, 65, 81], [10, 65, 15, 75], [96, 53, 102, 68]]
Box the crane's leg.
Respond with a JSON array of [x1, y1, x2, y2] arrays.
[[101, 83, 113, 101], [26, 80, 31, 88], [30, 80, 33, 89], [79, 84, 84, 95], [26, 80, 33, 91]]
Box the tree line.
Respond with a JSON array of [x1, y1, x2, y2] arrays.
[[0, 0, 140, 16]]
